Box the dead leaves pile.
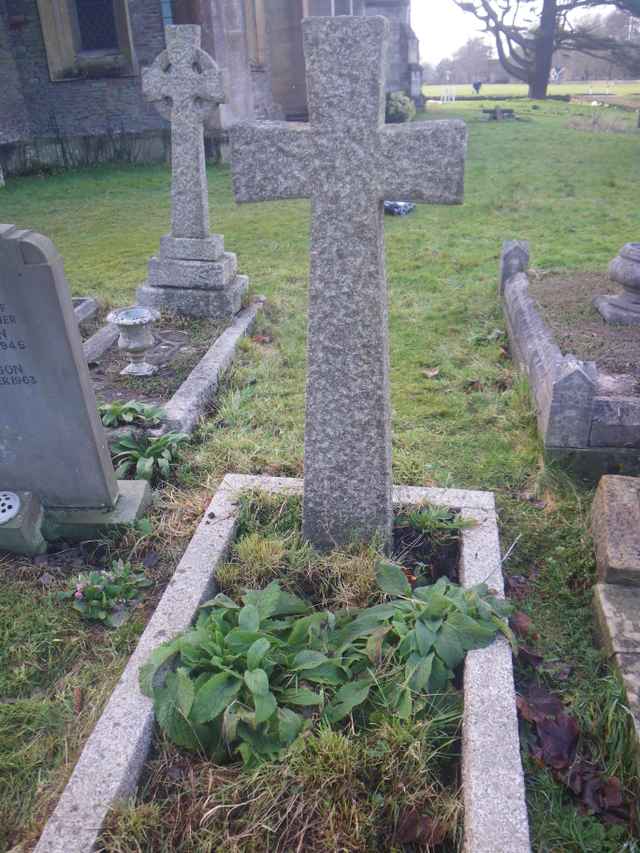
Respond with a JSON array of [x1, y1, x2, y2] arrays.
[[507, 585, 635, 830]]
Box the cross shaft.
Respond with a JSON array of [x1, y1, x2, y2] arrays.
[[231, 17, 467, 548]]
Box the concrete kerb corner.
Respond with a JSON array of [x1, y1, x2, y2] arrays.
[[35, 475, 530, 853]]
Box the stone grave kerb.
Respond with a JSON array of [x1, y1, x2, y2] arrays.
[[138, 25, 249, 320], [0, 225, 150, 553], [231, 17, 467, 549]]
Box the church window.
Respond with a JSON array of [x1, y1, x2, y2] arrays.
[[37, 0, 136, 80], [75, 0, 119, 52]]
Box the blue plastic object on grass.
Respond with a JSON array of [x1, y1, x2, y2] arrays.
[[384, 201, 416, 216]]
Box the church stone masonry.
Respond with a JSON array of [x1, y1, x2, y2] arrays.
[[0, 0, 423, 175]]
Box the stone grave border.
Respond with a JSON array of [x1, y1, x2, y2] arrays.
[[500, 240, 640, 481], [591, 475, 640, 754], [35, 474, 530, 853], [72, 297, 99, 328], [82, 298, 264, 438]]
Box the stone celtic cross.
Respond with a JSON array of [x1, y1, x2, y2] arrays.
[[232, 16, 467, 549], [143, 25, 224, 240]]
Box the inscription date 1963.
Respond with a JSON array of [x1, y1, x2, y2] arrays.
[[0, 302, 37, 386]]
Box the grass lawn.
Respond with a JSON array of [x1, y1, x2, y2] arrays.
[[1, 96, 640, 851], [423, 79, 640, 100]]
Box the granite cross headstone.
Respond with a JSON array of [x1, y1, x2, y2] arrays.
[[138, 26, 248, 319], [231, 17, 467, 548], [144, 24, 222, 241], [0, 225, 118, 509]]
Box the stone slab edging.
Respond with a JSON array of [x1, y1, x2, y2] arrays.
[[500, 240, 640, 479], [162, 298, 264, 434], [593, 582, 640, 747], [72, 297, 99, 328], [35, 475, 529, 853], [83, 299, 263, 439], [83, 322, 119, 364]]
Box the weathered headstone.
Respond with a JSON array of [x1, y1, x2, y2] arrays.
[[232, 17, 467, 548], [138, 26, 248, 319], [0, 225, 150, 553]]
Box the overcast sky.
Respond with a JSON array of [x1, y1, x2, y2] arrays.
[[411, 0, 488, 64]]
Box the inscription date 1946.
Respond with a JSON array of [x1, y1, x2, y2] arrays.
[[0, 302, 28, 353]]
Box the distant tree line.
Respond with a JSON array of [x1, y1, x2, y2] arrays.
[[425, 2, 640, 97]]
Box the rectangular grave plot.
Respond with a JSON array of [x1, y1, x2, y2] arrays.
[[35, 475, 529, 853]]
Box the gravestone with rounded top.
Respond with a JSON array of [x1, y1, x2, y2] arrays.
[[138, 26, 248, 319], [231, 16, 467, 549], [0, 225, 150, 553]]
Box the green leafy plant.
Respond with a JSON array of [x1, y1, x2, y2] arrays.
[[98, 400, 165, 429], [111, 431, 188, 482], [141, 564, 512, 766], [385, 90, 416, 124], [396, 504, 474, 539], [59, 559, 152, 627]]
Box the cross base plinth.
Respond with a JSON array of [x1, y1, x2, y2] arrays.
[[593, 294, 640, 326], [147, 251, 237, 291], [138, 274, 248, 319], [160, 234, 224, 262], [139, 234, 247, 319]]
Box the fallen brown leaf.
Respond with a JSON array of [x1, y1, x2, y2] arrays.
[[74, 687, 83, 715], [511, 611, 535, 638], [142, 549, 160, 570], [538, 712, 579, 769], [506, 574, 531, 600], [516, 685, 564, 723], [396, 808, 448, 845], [519, 646, 544, 669]]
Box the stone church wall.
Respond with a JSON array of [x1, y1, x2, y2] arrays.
[[0, 0, 169, 174]]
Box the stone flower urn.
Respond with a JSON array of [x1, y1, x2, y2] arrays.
[[593, 243, 640, 325], [107, 306, 160, 376]]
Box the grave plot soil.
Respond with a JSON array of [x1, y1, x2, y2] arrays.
[[90, 316, 225, 405], [99, 493, 467, 853], [528, 270, 640, 380], [393, 507, 461, 585]]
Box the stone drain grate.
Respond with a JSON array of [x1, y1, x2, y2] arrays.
[[0, 491, 20, 525]]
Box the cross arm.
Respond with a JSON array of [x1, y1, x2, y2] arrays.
[[142, 54, 169, 104], [379, 120, 467, 204], [230, 122, 312, 203]]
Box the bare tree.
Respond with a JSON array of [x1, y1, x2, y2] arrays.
[[451, 36, 494, 81], [453, 0, 640, 98]]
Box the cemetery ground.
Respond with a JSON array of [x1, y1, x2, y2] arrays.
[[424, 79, 640, 105], [1, 96, 640, 851]]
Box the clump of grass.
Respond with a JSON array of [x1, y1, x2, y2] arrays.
[[217, 492, 470, 611], [216, 492, 380, 609], [101, 707, 463, 853], [0, 577, 141, 852]]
